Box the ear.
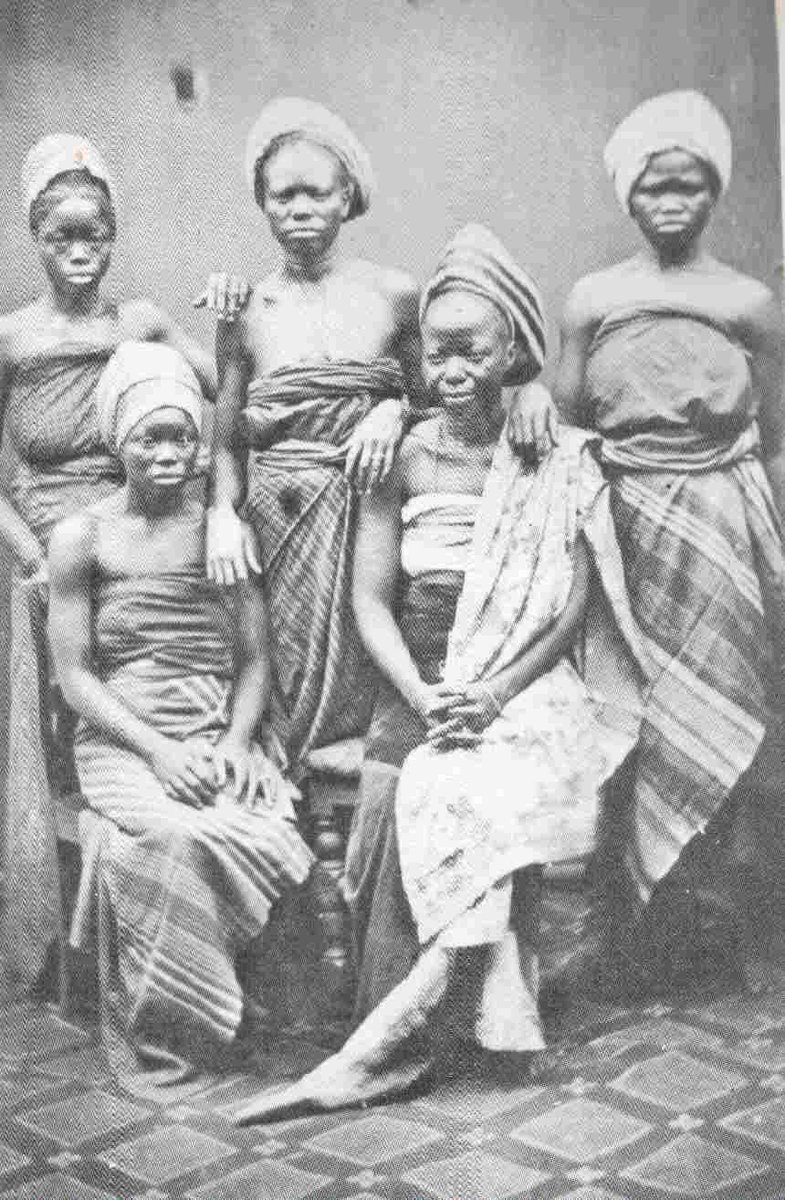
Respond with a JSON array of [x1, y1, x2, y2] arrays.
[[505, 340, 518, 368], [339, 184, 352, 221]]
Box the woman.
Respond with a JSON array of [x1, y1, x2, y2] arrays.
[[0, 133, 215, 993], [47, 341, 311, 1091], [237, 225, 643, 1122], [552, 91, 785, 983]]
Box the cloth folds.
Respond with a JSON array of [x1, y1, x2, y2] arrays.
[[604, 90, 732, 212], [244, 97, 374, 219], [21, 133, 114, 215], [420, 223, 546, 383], [242, 358, 404, 772]]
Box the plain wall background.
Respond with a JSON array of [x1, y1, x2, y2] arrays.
[[0, 0, 781, 805], [0, 0, 780, 361]]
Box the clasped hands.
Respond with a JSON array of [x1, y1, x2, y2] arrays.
[[417, 679, 503, 751], [151, 733, 277, 810]]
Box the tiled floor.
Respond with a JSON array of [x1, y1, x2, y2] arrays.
[[1, 957, 784, 1200]]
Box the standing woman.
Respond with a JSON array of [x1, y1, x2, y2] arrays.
[[553, 91, 785, 983], [0, 134, 215, 994]]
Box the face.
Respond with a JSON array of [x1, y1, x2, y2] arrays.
[[36, 192, 113, 292], [629, 149, 717, 250], [422, 291, 515, 417], [121, 406, 200, 493], [261, 139, 350, 255]]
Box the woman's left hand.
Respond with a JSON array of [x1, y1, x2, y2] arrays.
[[426, 682, 502, 750], [211, 735, 259, 803], [345, 398, 405, 493]]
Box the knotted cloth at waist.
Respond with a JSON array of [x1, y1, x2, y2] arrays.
[[598, 421, 762, 474], [241, 357, 405, 453]]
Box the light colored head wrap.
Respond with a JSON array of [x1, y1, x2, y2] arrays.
[[604, 90, 732, 212], [21, 133, 114, 217], [97, 342, 203, 453], [244, 96, 374, 220], [420, 223, 546, 384]]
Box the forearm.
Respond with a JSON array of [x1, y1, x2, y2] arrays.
[[227, 660, 270, 745], [209, 443, 246, 510], [58, 668, 165, 762], [356, 596, 424, 711]]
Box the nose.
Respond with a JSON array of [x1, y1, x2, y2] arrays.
[[290, 191, 316, 219], [443, 355, 467, 383], [153, 440, 180, 464], [68, 239, 92, 263]]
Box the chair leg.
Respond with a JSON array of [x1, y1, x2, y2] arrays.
[[311, 813, 354, 1024]]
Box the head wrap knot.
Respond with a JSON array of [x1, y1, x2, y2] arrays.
[[97, 342, 203, 453], [244, 96, 374, 220], [604, 90, 732, 213], [21, 133, 114, 217], [420, 223, 546, 384]]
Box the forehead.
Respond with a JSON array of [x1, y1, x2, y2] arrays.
[[263, 139, 344, 190], [130, 405, 196, 434], [423, 289, 509, 341], [637, 149, 713, 186], [38, 190, 109, 228]]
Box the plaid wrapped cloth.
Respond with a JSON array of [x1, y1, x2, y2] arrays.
[[1, 347, 122, 996], [73, 573, 312, 1091], [586, 307, 785, 901], [242, 358, 404, 773]]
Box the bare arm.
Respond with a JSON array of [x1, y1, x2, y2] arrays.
[[206, 318, 261, 585], [390, 280, 427, 408], [225, 580, 272, 746], [553, 283, 596, 427], [48, 517, 166, 762], [743, 287, 785, 519], [0, 329, 45, 571]]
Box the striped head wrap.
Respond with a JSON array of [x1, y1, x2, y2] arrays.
[[245, 96, 374, 220], [420, 224, 546, 384], [604, 90, 732, 213], [96, 342, 203, 453], [21, 133, 114, 217]]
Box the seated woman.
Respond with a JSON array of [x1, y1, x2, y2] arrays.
[[552, 91, 785, 984], [238, 225, 644, 1122], [0, 133, 215, 994], [47, 342, 312, 1092]]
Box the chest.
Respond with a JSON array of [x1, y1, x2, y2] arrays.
[[246, 282, 395, 370]]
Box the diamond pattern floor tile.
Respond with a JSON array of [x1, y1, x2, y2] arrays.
[[587, 1018, 724, 1060], [303, 1112, 443, 1165], [16, 1088, 150, 1148], [0, 1173, 118, 1200], [619, 1133, 768, 1196], [510, 1097, 653, 1162], [186, 1159, 333, 1199], [693, 991, 785, 1036], [611, 1050, 747, 1112], [719, 1097, 785, 1151], [403, 1149, 549, 1200], [98, 1125, 237, 1184], [0, 1143, 29, 1178], [558, 1189, 627, 1200], [417, 1078, 544, 1122]]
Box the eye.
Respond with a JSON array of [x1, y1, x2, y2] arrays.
[[141, 435, 155, 448]]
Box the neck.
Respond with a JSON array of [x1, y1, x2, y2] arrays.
[[643, 236, 707, 271], [280, 242, 338, 283], [47, 281, 104, 319], [125, 482, 189, 520], [442, 398, 505, 446]]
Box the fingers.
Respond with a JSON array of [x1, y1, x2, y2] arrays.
[[545, 403, 560, 445], [344, 437, 362, 484], [211, 748, 227, 790], [232, 752, 250, 801], [165, 778, 205, 809]]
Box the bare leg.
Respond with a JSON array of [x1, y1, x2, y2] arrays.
[[236, 943, 454, 1124]]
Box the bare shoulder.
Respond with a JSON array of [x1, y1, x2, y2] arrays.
[[347, 259, 419, 306], [48, 510, 96, 576], [0, 300, 47, 358], [118, 297, 170, 339], [562, 265, 625, 330]]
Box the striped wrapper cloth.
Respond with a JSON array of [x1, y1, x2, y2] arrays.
[[72, 573, 312, 1091], [584, 304, 785, 903], [241, 358, 405, 775]]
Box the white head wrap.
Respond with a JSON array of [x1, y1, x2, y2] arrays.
[[244, 96, 374, 220], [604, 90, 732, 212], [420, 223, 546, 384], [97, 342, 203, 453], [21, 133, 114, 217]]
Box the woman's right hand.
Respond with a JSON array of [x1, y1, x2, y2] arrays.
[[414, 681, 464, 724], [151, 736, 219, 808], [206, 504, 262, 587]]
